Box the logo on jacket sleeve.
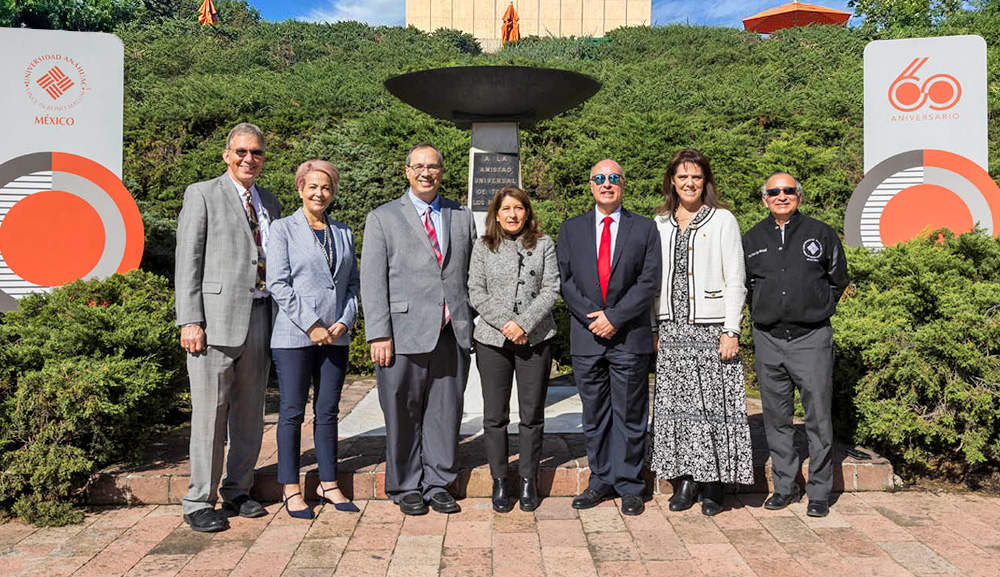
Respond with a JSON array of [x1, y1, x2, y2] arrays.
[[803, 239, 823, 261]]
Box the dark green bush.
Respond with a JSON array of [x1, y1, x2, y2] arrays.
[[833, 230, 1000, 471], [0, 271, 185, 525]]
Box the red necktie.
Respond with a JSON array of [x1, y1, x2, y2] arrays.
[[423, 207, 450, 327], [598, 215, 612, 303]]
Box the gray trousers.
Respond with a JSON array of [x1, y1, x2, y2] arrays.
[[752, 324, 834, 501], [183, 301, 271, 514], [376, 325, 470, 502]]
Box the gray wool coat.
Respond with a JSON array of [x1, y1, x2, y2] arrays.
[[468, 234, 560, 347]]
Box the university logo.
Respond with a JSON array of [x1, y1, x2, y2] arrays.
[[23, 54, 88, 112], [888, 57, 962, 112], [802, 239, 822, 261], [36, 66, 74, 100]]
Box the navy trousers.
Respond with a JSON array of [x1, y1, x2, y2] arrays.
[[272, 345, 348, 485]]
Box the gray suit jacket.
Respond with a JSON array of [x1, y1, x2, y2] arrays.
[[468, 235, 559, 347], [175, 174, 281, 347], [267, 208, 359, 349], [360, 192, 476, 354]]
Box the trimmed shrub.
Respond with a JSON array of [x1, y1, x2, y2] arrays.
[[0, 270, 185, 525]]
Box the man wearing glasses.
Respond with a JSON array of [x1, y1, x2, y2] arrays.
[[175, 123, 282, 531], [743, 172, 850, 518], [557, 159, 660, 516], [361, 143, 476, 515]]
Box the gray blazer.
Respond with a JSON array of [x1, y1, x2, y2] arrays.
[[266, 208, 359, 349], [360, 192, 477, 354], [468, 235, 559, 347], [175, 174, 281, 347]]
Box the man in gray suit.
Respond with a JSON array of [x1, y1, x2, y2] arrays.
[[175, 123, 281, 532], [361, 143, 476, 515]]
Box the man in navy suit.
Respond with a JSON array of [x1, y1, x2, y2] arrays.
[[557, 159, 661, 516]]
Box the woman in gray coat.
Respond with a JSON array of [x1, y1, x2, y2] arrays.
[[468, 186, 560, 513]]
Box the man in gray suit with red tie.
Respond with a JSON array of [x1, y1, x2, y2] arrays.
[[360, 143, 477, 515], [175, 123, 281, 532], [557, 159, 660, 516]]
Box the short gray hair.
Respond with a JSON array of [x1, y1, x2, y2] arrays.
[[226, 122, 266, 151], [406, 143, 444, 166], [761, 172, 803, 197]]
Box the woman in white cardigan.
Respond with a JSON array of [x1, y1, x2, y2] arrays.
[[648, 149, 754, 516]]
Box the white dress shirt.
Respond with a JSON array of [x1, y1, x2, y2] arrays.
[[228, 175, 272, 298], [594, 205, 622, 266]]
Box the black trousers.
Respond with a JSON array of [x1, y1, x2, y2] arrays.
[[476, 340, 552, 479]]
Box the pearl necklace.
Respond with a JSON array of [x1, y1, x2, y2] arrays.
[[311, 215, 334, 269]]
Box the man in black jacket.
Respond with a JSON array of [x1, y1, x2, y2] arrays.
[[743, 172, 850, 518]]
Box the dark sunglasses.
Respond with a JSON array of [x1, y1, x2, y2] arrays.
[[765, 186, 798, 197], [591, 173, 622, 185], [230, 148, 266, 159]]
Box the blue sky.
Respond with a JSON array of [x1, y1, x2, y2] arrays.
[[247, 1, 856, 29]]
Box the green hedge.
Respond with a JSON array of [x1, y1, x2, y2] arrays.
[[0, 271, 185, 525]]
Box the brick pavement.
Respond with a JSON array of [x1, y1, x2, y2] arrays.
[[3, 491, 999, 576]]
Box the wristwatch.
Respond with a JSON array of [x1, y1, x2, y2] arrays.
[[724, 330, 739, 338]]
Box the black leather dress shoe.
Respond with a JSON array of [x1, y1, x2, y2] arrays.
[[669, 478, 699, 512], [806, 500, 829, 517], [183, 508, 228, 532], [492, 478, 513, 513], [429, 491, 461, 514], [764, 492, 801, 510], [221, 495, 266, 518], [620, 494, 645, 516], [701, 482, 724, 516], [519, 477, 539, 512], [399, 493, 429, 516], [572, 488, 608, 510]]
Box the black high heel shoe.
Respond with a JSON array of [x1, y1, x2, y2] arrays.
[[701, 482, 724, 516], [283, 492, 314, 520], [492, 478, 513, 513], [519, 476, 539, 512], [318, 486, 360, 513], [668, 477, 699, 512]]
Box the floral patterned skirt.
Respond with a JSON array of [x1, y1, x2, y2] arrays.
[[648, 320, 755, 485]]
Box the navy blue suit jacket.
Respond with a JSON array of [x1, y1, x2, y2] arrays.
[[557, 207, 661, 356]]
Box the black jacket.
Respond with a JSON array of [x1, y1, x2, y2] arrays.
[[743, 212, 849, 337]]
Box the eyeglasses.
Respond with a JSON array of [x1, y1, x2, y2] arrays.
[[229, 148, 265, 159], [407, 164, 443, 175], [765, 187, 798, 197], [591, 174, 622, 185]]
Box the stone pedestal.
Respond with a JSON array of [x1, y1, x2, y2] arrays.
[[468, 122, 520, 233]]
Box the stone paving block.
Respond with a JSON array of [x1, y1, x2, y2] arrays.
[[443, 521, 491, 549], [147, 505, 185, 518], [933, 512, 1000, 549], [287, 537, 348, 569], [75, 539, 156, 575], [782, 542, 856, 576], [667, 515, 729, 545], [121, 515, 184, 543], [249, 523, 310, 553], [872, 506, 934, 527], [759, 517, 821, 544], [842, 556, 914, 577], [724, 529, 789, 559], [123, 553, 192, 577], [828, 493, 878, 515], [344, 521, 400, 551], [357, 500, 403, 525], [281, 569, 336, 577], [493, 532, 542, 574], [906, 526, 988, 566], [541, 546, 599, 577], [621, 504, 670, 532], [439, 546, 492, 577], [632, 529, 689, 561], [538, 519, 588, 548], [492, 509, 537, 533], [53, 527, 128, 556], [331, 549, 392, 577], [184, 539, 251, 571], [643, 559, 704, 576], [579, 507, 627, 533], [586, 531, 640, 561], [842, 514, 915, 542], [594, 559, 649, 577], [878, 540, 959, 574], [21, 554, 92, 577], [17, 524, 86, 546], [212, 515, 270, 542], [711, 504, 764, 531], [744, 558, 811, 577], [449, 498, 493, 521], [815, 527, 886, 558], [736, 494, 796, 517], [533, 496, 579, 520], [0, 521, 36, 546], [540, 467, 582, 497], [127, 475, 172, 505], [167, 476, 190, 505], [392, 534, 444, 565], [399, 512, 448, 536], [230, 550, 293, 577], [386, 564, 440, 577], [174, 570, 231, 577], [793, 507, 852, 530], [146, 527, 215, 556], [685, 543, 755, 577]]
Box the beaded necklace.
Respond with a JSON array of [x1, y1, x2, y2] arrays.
[[311, 215, 334, 269]]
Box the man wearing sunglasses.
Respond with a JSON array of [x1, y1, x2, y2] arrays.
[[557, 159, 661, 515], [743, 172, 849, 518], [175, 122, 282, 531]]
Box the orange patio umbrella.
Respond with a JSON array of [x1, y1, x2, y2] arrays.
[[743, 1, 851, 34], [198, 0, 219, 26], [501, 3, 520, 46]]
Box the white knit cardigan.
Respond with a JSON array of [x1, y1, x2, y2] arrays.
[[653, 207, 746, 333]]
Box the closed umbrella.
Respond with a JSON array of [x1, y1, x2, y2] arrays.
[[743, 1, 851, 34]]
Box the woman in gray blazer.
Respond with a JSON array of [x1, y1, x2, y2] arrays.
[[468, 186, 560, 513], [267, 159, 360, 519]]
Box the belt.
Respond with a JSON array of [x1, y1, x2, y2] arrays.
[[755, 319, 829, 341], [252, 298, 270, 307]]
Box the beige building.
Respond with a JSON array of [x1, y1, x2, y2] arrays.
[[406, 0, 652, 50]]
